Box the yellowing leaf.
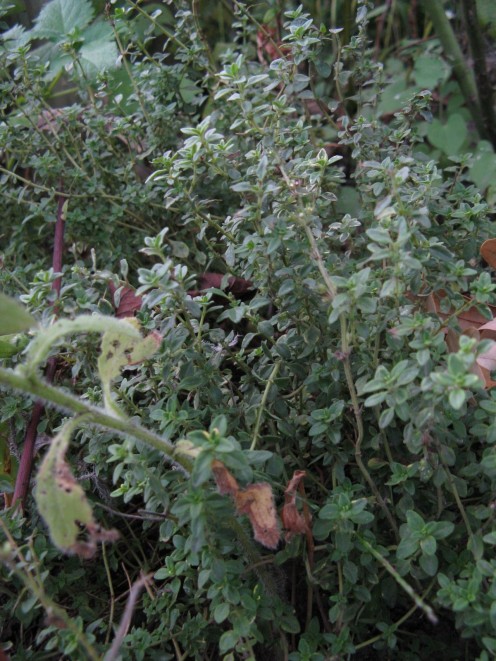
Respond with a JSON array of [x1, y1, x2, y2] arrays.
[[35, 418, 118, 557]]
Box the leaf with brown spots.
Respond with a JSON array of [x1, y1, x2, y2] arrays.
[[97, 319, 161, 414], [35, 418, 119, 557]]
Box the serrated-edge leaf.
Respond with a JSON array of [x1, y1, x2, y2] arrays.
[[32, 0, 94, 39]]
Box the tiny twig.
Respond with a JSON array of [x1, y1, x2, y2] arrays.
[[250, 361, 281, 450], [104, 573, 152, 661]]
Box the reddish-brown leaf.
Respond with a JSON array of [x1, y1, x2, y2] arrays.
[[477, 342, 496, 372], [427, 292, 495, 329], [108, 281, 142, 318], [212, 459, 239, 496], [481, 239, 496, 269], [191, 273, 254, 299], [281, 470, 311, 541]]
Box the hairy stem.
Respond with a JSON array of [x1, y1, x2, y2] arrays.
[[0, 367, 190, 473]]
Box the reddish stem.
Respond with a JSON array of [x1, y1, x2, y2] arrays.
[[12, 190, 66, 509]]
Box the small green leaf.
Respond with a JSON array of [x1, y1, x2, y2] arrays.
[[396, 535, 419, 559], [406, 509, 425, 532], [191, 450, 214, 487], [0, 335, 22, 359], [483, 531, 496, 545], [279, 613, 301, 634], [449, 388, 466, 410], [213, 602, 230, 623], [429, 520, 455, 539], [419, 552, 438, 576], [219, 630, 238, 653], [379, 407, 394, 429], [420, 535, 436, 556], [364, 392, 387, 407], [0, 293, 36, 335]]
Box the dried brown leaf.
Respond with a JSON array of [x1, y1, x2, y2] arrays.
[[477, 342, 496, 373], [481, 239, 496, 269], [108, 281, 142, 318], [212, 459, 239, 496], [235, 483, 280, 549]]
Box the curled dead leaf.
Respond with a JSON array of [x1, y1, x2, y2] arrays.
[[281, 470, 311, 542], [235, 483, 280, 550], [212, 460, 280, 549]]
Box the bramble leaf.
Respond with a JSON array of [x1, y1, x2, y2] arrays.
[[32, 0, 94, 39], [0, 293, 36, 335], [35, 417, 118, 557]]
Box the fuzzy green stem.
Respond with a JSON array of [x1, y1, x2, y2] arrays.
[[357, 534, 438, 624], [24, 315, 140, 373], [0, 367, 190, 473]]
